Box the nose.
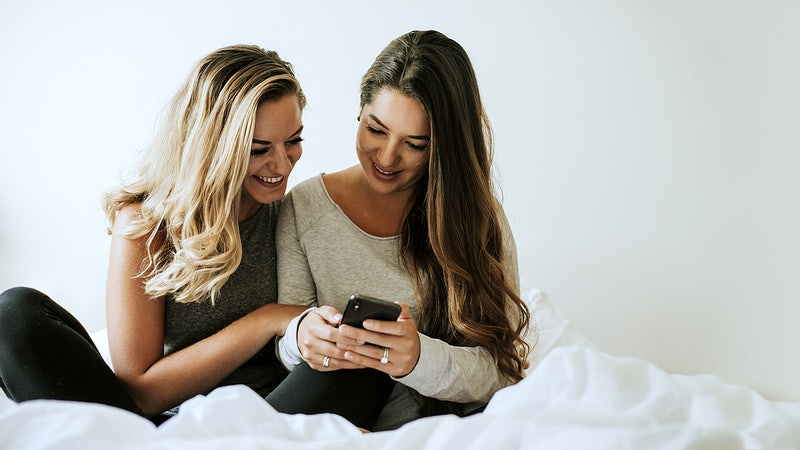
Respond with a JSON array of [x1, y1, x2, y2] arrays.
[[268, 145, 295, 176], [376, 139, 401, 168]]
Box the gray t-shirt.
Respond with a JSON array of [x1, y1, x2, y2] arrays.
[[164, 201, 286, 397], [276, 174, 521, 429]]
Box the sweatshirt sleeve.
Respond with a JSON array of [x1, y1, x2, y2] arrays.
[[393, 333, 511, 403], [276, 188, 319, 308]]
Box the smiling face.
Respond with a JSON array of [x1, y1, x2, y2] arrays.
[[240, 94, 303, 219], [356, 88, 430, 198]]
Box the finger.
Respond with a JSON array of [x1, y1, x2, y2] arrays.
[[338, 324, 392, 347], [302, 339, 357, 370], [314, 306, 343, 326], [338, 342, 386, 360], [361, 303, 414, 336], [397, 302, 413, 320], [307, 355, 361, 371], [335, 335, 364, 348], [342, 348, 398, 376]]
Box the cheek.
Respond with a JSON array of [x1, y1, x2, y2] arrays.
[[411, 154, 429, 174], [245, 157, 258, 176], [290, 146, 303, 165], [355, 130, 375, 154]]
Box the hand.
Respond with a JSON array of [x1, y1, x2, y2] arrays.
[[336, 303, 420, 377], [297, 306, 361, 371]]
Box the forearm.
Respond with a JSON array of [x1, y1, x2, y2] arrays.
[[119, 303, 305, 416], [275, 307, 315, 370], [394, 333, 512, 403]]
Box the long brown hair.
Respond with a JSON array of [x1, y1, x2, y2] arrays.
[[360, 31, 530, 382]]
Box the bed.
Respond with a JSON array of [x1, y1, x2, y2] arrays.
[[1, 289, 799, 449]]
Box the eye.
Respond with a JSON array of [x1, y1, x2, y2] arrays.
[[287, 137, 304, 146], [366, 125, 385, 136], [407, 142, 428, 151], [250, 147, 270, 157]]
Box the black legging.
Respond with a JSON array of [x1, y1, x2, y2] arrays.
[[0, 287, 394, 429]]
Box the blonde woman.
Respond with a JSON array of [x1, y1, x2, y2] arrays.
[[0, 45, 309, 422]]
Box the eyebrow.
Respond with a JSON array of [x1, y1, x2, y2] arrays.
[[368, 114, 430, 141], [252, 125, 304, 145]]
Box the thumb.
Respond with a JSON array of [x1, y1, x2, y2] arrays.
[[317, 305, 343, 326]]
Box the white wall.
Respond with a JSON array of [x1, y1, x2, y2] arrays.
[[1, 0, 798, 402]]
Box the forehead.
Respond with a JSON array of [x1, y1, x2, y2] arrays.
[[364, 88, 429, 134], [253, 95, 302, 137]]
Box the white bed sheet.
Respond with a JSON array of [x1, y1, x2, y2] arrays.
[[1, 290, 799, 449]]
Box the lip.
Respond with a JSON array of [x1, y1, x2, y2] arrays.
[[372, 162, 400, 180], [253, 175, 284, 187]]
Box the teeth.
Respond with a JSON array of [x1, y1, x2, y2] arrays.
[[257, 175, 283, 183], [375, 164, 398, 175]]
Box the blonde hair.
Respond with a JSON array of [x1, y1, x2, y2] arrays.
[[103, 45, 305, 304]]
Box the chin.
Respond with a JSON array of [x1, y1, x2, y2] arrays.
[[260, 194, 285, 204]]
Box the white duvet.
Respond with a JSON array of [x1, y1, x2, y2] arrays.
[[1, 291, 799, 449]]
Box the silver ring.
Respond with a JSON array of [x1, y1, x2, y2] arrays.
[[380, 347, 389, 365], [323, 356, 330, 368]]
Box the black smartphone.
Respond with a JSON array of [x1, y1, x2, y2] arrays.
[[340, 294, 401, 328]]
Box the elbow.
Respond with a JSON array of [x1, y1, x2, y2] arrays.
[[116, 373, 167, 417], [136, 397, 167, 418]]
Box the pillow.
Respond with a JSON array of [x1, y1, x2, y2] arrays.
[[522, 288, 594, 373]]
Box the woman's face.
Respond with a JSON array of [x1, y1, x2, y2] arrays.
[[356, 88, 430, 197], [240, 95, 303, 217]]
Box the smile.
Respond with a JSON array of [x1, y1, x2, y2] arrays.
[[374, 164, 398, 175], [256, 175, 283, 184]]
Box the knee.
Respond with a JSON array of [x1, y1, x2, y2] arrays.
[[0, 286, 50, 325]]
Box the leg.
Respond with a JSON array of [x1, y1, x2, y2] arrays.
[[265, 362, 395, 429], [0, 287, 141, 414]]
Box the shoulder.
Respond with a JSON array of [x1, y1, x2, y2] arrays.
[[287, 174, 325, 199], [110, 202, 165, 249], [279, 174, 329, 231], [111, 203, 143, 233], [279, 173, 350, 238], [283, 174, 333, 214]]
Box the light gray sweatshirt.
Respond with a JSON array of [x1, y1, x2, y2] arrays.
[[275, 174, 521, 428]]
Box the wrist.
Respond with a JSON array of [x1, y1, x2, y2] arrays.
[[276, 307, 316, 369]]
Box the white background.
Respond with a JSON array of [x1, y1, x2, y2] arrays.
[[1, 0, 798, 402]]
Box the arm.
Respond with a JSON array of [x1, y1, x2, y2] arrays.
[[106, 204, 305, 416], [275, 188, 366, 371]]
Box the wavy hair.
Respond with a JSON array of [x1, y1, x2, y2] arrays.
[[360, 31, 530, 382], [103, 45, 306, 304]]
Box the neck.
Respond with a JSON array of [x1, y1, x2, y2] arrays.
[[238, 200, 262, 222], [355, 170, 413, 218]]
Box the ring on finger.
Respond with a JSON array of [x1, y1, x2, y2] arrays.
[[380, 347, 389, 365], [323, 356, 330, 368]]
